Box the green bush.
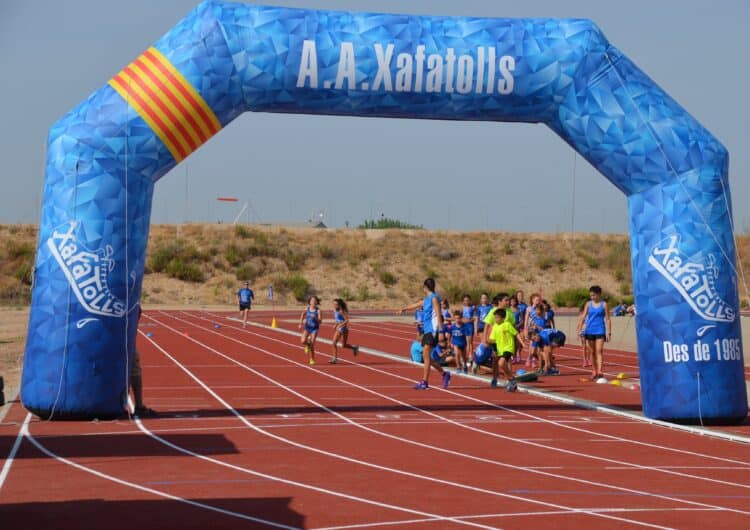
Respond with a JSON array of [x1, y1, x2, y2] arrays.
[[234, 225, 251, 239], [552, 287, 592, 308], [614, 269, 625, 281], [358, 217, 423, 229], [553, 286, 617, 308], [536, 256, 554, 270], [340, 287, 354, 301], [485, 271, 506, 283], [149, 240, 205, 282], [357, 285, 373, 301], [6, 240, 34, 260], [235, 264, 258, 281], [582, 254, 600, 269], [276, 274, 311, 302], [14, 263, 33, 285], [442, 283, 494, 304], [283, 250, 308, 271], [620, 282, 632, 295], [378, 270, 397, 287], [224, 244, 242, 267], [502, 242, 514, 255], [166, 259, 204, 282], [318, 244, 337, 260]]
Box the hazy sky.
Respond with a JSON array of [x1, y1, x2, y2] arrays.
[[1, 0, 748, 232]]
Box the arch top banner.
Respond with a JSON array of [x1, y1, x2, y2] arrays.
[[22, 1, 746, 423]]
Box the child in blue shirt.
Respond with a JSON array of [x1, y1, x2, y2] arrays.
[[451, 310, 468, 373]]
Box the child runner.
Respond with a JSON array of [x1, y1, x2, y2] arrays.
[[542, 299, 556, 328], [476, 293, 493, 341], [577, 285, 612, 380], [487, 308, 526, 391], [330, 298, 359, 364], [299, 296, 322, 366], [509, 295, 522, 363], [399, 278, 451, 390], [578, 301, 591, 367], [528, 329, 565, 375], [432, 336, 456, 368], [451, 309, 468, 373], [237, 281, 254, 328], [523, 292, 541, 339], [526, 304, 547, 370], [440, 299, 452, 343], [414, 307, 424, 339], [461, 294, 477, 369], [516, 290, 528, 330], [481, 293, 514, 345]]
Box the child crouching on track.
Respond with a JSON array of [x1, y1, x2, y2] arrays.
[[299, 296, 322, 365], [330, 298, 359, 364], [527, 329, 565, 376], [487, 308, 526, 391]]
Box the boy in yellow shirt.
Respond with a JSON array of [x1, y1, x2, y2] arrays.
[[487, 308, 526, 391]]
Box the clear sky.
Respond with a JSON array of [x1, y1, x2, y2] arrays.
[[1, 0, 748, 232]]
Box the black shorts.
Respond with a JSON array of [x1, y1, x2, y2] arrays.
[[421, 333, 438, 347], [498, 351, 513, 361], [584, 334, 605, 341], [239, 303, 251, 311]]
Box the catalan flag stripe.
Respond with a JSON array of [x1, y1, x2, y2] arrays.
[[108, 47, 221, 162]]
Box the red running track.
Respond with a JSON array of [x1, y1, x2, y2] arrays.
[[1, 309, 750, 530]]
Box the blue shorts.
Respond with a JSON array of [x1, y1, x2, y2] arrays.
[[416, 325, 424, 335], [451, 338, 467, 348], [462, 323, 474, 337], [477, 323, 485, 333], [304, 326, 319, 334], [335, 325, 348, 334]]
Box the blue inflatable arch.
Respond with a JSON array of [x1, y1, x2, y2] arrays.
[[22, 1, 747, 422]]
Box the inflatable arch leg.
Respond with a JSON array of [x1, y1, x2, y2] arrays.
[[22, 1, 746, 422]]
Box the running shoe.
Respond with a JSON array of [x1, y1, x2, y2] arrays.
[[490, 378, 498, 388], [442, 371, 451, 389], [414, 380, 429, 390], [546, 367, 560, 375], [505, 380, 518, 392], [134, 406, 158, 418], [329, 358, 338, 364], [309, 358, 316, 366], [463, 366, 468, 375], [472, 364, 479, 375], [353, 345, 359, 356]]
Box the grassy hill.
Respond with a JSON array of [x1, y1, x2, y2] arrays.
[[4, 223, 749, 309]]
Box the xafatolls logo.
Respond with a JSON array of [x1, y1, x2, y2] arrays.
[[648, 235, 735, 323], [47, 221, 125, 318]]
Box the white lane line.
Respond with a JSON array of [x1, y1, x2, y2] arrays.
[[139, 331, 504, 530], [150, 314, 678, 530], [22, 420, 301, 530], [312, 507, 720, 530], [178, 312, 750, 513], [220, 312, 750, 454], [0, 412, 30, 491]]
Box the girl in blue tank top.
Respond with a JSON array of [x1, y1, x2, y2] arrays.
[[398, 278, 451, 390], [476, 293, 493, 334], [461, 294, 477, 369], [576, 285, 611, 381], [330, 298, 359, 364], [299, 296, 322, 365]]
